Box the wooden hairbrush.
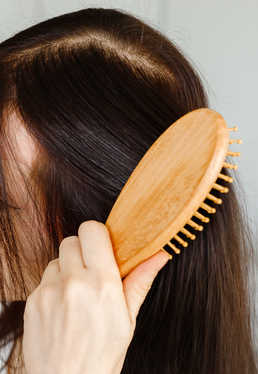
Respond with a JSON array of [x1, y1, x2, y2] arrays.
[[105, 108, 242, 279]]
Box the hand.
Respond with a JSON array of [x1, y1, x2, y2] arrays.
[[22, 220, 171, 374]]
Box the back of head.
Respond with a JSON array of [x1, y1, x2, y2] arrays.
[[0, 7, 257, 374]]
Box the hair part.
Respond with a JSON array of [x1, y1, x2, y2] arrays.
[[0, 7, 257, 374]]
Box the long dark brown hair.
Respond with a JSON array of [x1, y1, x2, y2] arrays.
[[0, 8, 257, 374]]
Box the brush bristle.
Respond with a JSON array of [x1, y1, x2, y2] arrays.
[[162, 128, 242, 257]]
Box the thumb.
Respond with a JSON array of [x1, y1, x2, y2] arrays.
[[122, 250, 171, 325]]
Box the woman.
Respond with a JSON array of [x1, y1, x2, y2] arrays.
[[0, 7, 257, 374]]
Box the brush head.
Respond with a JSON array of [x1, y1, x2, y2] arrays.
[[105, 108, 239, 278]]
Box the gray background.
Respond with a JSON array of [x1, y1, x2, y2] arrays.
[[0, 0, 257, 366]]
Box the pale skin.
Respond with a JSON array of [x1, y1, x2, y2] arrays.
[[1, 111, 46, 301], [3, 112, 171, 373], [22, 220, 171, 374]]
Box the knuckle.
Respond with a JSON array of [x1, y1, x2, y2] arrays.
[[39, 284, 57, 299], [104, 274, 119, 290], [59, 236, 78, 250], [98, 277, 120, 300], [78, 220, 107, 236], [103, 270, 120, 284], [61, 273, 120, 302], [101, 280, 114, 294], [63, 276, 84, 298]]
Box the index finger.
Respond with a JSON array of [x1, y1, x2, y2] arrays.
[[78, 220, 121, 279]]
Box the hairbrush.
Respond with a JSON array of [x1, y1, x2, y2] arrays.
[[105, 108, 242, 278]]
